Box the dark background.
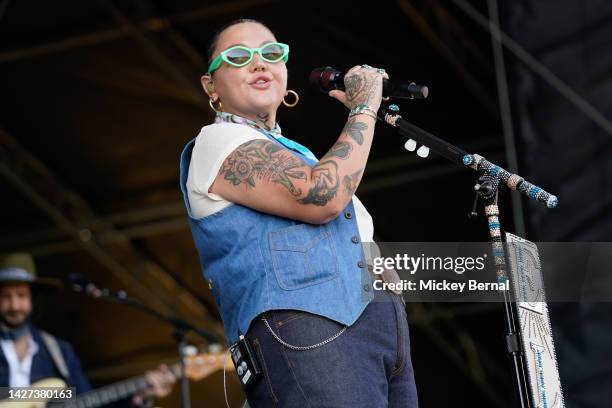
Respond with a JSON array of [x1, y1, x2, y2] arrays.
[[1, 0, 610, 406]]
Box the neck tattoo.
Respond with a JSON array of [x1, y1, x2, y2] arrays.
[[256, 113, 271, 130]]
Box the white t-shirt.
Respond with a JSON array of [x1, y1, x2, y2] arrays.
[[186, 122, 375, 242], [1, 336, 39, 387]]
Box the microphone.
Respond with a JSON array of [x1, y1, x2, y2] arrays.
[[309, 66, 429, 100]]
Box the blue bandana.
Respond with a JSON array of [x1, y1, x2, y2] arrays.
[[0, 323, 30, 341], [215, 112, 318, 162]]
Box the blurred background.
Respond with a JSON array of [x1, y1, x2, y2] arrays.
[[1, 0, 611, 406]]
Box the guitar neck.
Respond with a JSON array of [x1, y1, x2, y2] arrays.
[[62, 364, 181, 408]]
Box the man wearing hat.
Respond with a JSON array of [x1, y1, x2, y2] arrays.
[[0, 253, 175, 405], [0, 252, 91, 392]]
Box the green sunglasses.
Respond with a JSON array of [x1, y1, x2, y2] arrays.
[[207, 42, 289, 74]]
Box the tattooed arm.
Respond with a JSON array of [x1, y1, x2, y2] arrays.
[[210, 65, 385, 224]]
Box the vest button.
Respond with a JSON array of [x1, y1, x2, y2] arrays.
[[357, 260, 365, 268], [344, 211, 353, 219], [351, 235, 359, 244], [208, 280, 213, 289], [363, 283, 371, 292]]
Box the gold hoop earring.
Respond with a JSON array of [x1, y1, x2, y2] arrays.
[[209, 98, 223, 113], [282, 90, 299, 107]]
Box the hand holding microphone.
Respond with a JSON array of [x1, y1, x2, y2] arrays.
[[310, 66, 431, 157], [310, 66, 428, 102], [325, 64, 389, 113]]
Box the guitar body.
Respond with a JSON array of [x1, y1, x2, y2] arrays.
[[0, 351, 230, 408], [0, 378, 67, 408]]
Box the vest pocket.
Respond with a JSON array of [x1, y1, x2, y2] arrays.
[[268, 224, 339, 290]]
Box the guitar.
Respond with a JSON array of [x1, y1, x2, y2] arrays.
[[0, 351, 233, 408]]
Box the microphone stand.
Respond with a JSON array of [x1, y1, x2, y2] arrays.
[[376, 103, 558, 408], [71, 284, 220, 408]]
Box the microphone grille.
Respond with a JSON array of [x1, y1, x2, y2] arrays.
[[310, 66, 340, 93]]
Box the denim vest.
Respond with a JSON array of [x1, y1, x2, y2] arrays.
[[179, 127, 373, 344]]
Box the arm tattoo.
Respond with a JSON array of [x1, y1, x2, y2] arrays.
[[342, 118, 368, 145], [299, 160, 339, 206], [222, 140, 307, 196], [343, 168, 364, 196], [328, 140, 353, 159]]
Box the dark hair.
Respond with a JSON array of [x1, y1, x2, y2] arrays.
[[207, 18, 272, 66]]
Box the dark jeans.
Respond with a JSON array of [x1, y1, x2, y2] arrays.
[[244, 289, 418, 407]]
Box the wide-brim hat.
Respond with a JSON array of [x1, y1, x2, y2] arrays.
[[0, 253, 62, 290]]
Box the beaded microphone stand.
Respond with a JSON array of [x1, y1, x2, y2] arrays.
[[377, 103, 561, 407]]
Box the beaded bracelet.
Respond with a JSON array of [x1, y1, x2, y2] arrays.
[[349, 103, 378, 119]]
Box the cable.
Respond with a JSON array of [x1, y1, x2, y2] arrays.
[[223, 349, 231, 408]]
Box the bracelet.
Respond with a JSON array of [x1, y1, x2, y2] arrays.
[[349, 103, 378, 119], [350, 110, 377, 120]]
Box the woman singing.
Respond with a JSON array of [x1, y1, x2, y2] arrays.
[[179, 19, 418, 407]]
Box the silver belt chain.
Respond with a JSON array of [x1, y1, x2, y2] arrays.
[[261, 315, 347, 351]]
